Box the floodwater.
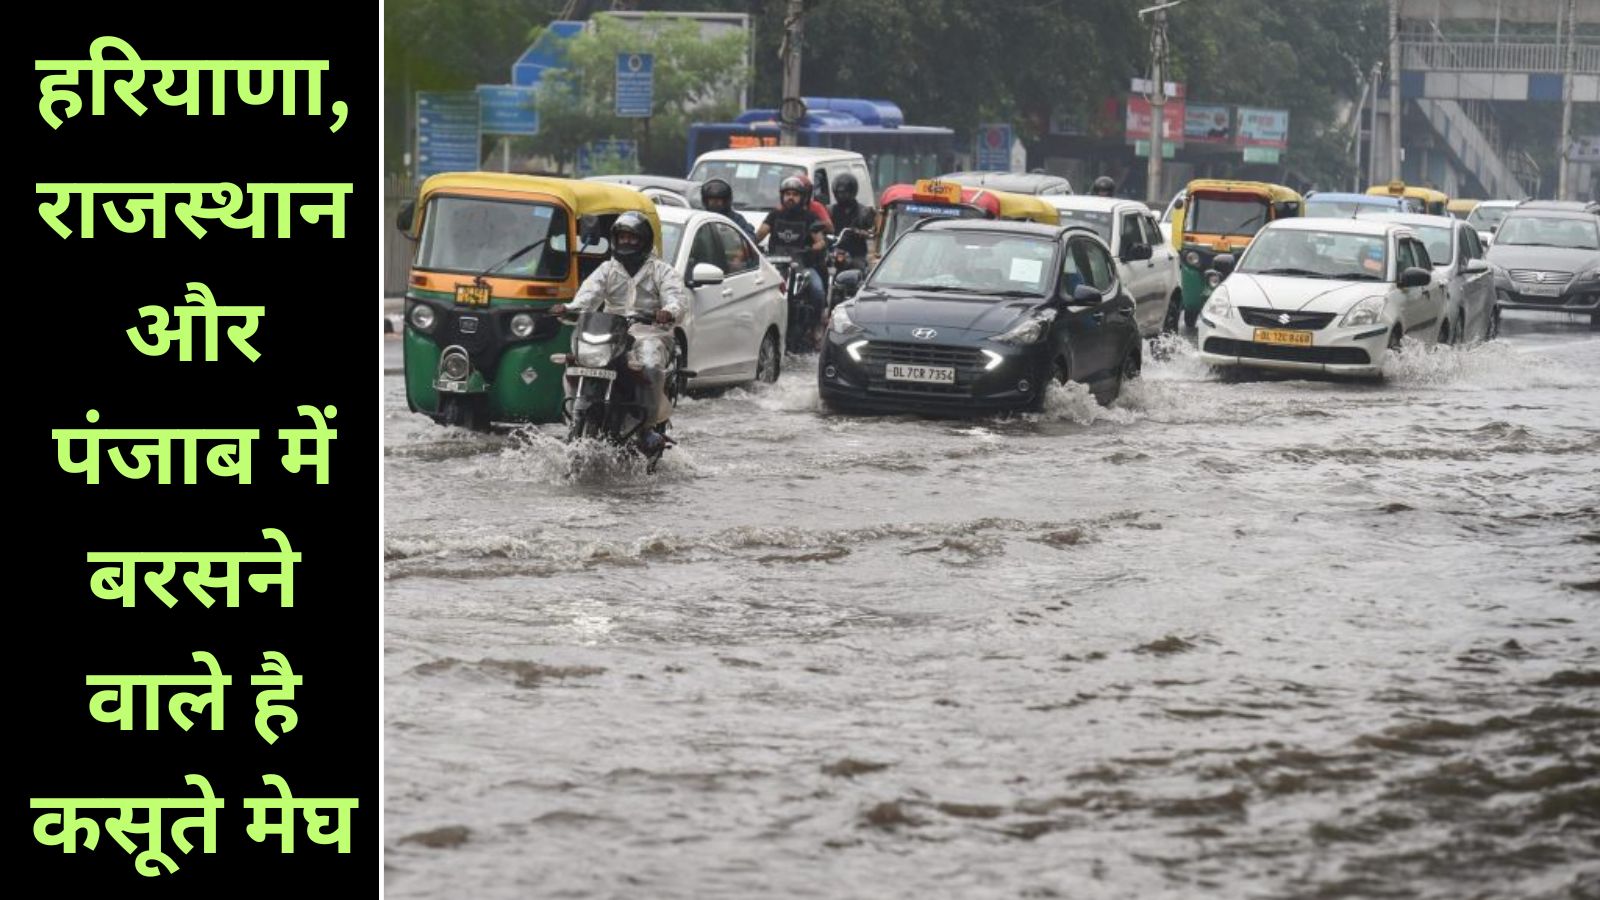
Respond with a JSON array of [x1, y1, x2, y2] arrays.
[[385, 312, 1598, 900]]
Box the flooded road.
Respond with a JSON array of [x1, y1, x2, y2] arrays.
[[385, 313, 1598, 900]]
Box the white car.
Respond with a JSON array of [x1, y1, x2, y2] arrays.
[[1046, 195, 1182, 336], [1465, 199, 1519, 248], [687, 146, 873, 232], [1157, 188, 1186, 245], [1197, 218, 1447, 377], [1356, 211, 1497, 344], [655, 205, 787, 387]]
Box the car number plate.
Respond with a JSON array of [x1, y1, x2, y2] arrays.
[[455, 284, 491, 306], [1253, 328, 1313, 347], [886, 364, 955, 384], [1521, 283, 1561, 297], [566, 366, 616, 380]]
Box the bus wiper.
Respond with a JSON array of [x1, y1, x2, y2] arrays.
[[475, 238, 550, 285]]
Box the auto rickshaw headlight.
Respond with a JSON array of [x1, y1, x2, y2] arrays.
[[1183, 250, 1201, 267], [440, 348, 471, 381], [509, 312, 536, 338], [409, 304, 436, 332]]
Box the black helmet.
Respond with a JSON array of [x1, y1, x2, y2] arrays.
[[701, 178, 733, 208], [834, 172, 858, 202], [1091, 176, 1115, 197], [610, 211, 653, 263]]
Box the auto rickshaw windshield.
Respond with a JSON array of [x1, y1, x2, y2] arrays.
[[1186, 195, 1269, 236], [415, 196, 571, 279], [879, 204, 986, 249]]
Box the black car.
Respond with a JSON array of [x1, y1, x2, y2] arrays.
[[818, 220, 1141, 415], [1484, 208, 1600, 328]]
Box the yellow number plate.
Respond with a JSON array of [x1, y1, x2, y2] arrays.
[[1253, 328, 1313, 347], [455, 284, 491, 307]]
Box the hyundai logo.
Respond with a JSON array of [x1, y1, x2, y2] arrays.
[[911, 328, 938, 340], [1277, 313, 1292, 325]]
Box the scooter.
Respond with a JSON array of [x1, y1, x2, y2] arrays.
[[550, 310, 692, 472]]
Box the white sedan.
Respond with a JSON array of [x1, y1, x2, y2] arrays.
[[1047, 195, 1182, 336], [1197, 218, 1447, 377], [656, 205, 787, 387]]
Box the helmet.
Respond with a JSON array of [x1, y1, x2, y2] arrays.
[[1091, 176, 1115, 197], [610, 211, 653, 263], [701, 178, 733, 211], [779, 175, 808, 208], [834, 172, 858, 203]]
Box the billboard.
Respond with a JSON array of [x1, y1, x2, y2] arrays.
[[1125, 95, 1184, 144], [1184, 104, 1233, 144], [1236, 107, 1290, 149]]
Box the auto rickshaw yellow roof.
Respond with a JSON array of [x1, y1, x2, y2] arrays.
[[1184, 179, 1303, 203], [987, 189, 1061, 224], [1366, 180, 1449, 204], [411, 172, 660, 240]]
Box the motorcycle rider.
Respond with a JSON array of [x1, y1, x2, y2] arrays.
[[755, 176, 829, 322], [700, 177, 756, 240], [1090, 175, 1116, 198], [550, 211, 689, 448], [827, 172, 875, 273]]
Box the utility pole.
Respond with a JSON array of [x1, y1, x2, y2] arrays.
[[779, 0, 804, 147], [1557, 0, 1576, 200], [1139, 1, 1182, 204], [1389, 0, 1402, 182]]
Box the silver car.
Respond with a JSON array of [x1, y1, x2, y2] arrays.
[[656, 206, 787, 387], [1046, 195, 1182, 337], [1197, 218, 1447, 377], [1357, 211, 1497, 344]]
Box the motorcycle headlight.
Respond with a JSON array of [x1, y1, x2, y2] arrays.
[[830, 303, 863, 335], [1184, 250, 1201, 267], [509, 312, 535, 338], [409, 304, 436, 332], [1204, 290, 1233, 320], [575, 341, 613, 367], [1340, 296, 1385, 327], [992, 308, 1055, 345]]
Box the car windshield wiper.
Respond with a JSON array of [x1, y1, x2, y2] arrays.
[[903, 284, 973, 292], [1336, 273, 1384, 281], [987, 289, 1045, 298], [1250, 267, 1327, 278]]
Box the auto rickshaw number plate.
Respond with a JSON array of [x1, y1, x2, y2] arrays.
[[1253, 328, 1313, 347], [566, 366, 616, 380], [887, 364, 955, 384], [455, 284, 491, 307]]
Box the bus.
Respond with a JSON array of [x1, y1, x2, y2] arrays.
[[686, 97, 955, 189]]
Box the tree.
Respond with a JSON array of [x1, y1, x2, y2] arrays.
[[533, 13, 748, 174]]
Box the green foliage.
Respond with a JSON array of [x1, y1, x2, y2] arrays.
[[534, 13, 748, 174]]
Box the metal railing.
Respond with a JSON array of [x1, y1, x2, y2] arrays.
[[1401, 40, 1600, 73]]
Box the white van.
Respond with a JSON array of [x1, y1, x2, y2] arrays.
[[688, 147, 873, 230]]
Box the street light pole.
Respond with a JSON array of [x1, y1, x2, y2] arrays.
[[1139, 1, 1182, 204], [1557, 0, 1576, 199], [780, 0, 804, 147], [1389, 0, 1402, 182]]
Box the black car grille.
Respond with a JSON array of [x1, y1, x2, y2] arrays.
[[1238, 307, 1338, 330], [859, 342, 987, 396], [1204, 337, 1370, 366], [1507, 269, 1573, 286]]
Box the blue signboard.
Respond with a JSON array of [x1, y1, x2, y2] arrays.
[[576, 140, 639, 177], [477, 85, 539, 136], [975, 123, 1011, 171], [512, 20, 584, 87], [416, 91, 481, 188], [615, 53, 654, 118]]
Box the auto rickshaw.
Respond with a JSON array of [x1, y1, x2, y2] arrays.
[[395, 173, 661, 429], [1174, 179, 1303, 327], [1446, 197, 1480, 220], [1366, 179, 1450, 216], [874, 179, 1059, 259]]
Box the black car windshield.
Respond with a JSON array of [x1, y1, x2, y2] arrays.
[[415, 197, 571, 279], [1185, 195, 1270, 236], [1053, 208, 1112, 241], [871, 231, 1056, 295], [687, 160, 806, 212], [1238, 228, 1388, 280], [1492, 215, 1600, 250]]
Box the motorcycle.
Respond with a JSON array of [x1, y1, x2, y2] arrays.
[[825, 227, 867, 310], [765, 253, 823, 354], [549, 310, 692, 472]]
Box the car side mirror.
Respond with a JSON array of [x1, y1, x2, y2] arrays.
[[688, 263, 725, 287], [833, 269, 863, 299], [1123, 243, 1152, 262], [1173, 198, 1185, 210], [1464, 258, 1489, 273], [1065, 284, 1104, 306], [1398, 266, 1432, 288], [395, 200, 415, 234], [1488, 225, 1498, 233], [1212, 253, 1236, 275]]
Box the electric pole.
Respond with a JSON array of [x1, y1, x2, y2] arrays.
[[780, 0, 805, 147], [1389, 0, 1402, 182], [1140, 2, 1182, 204], [1557, 0, 1576, 199]]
